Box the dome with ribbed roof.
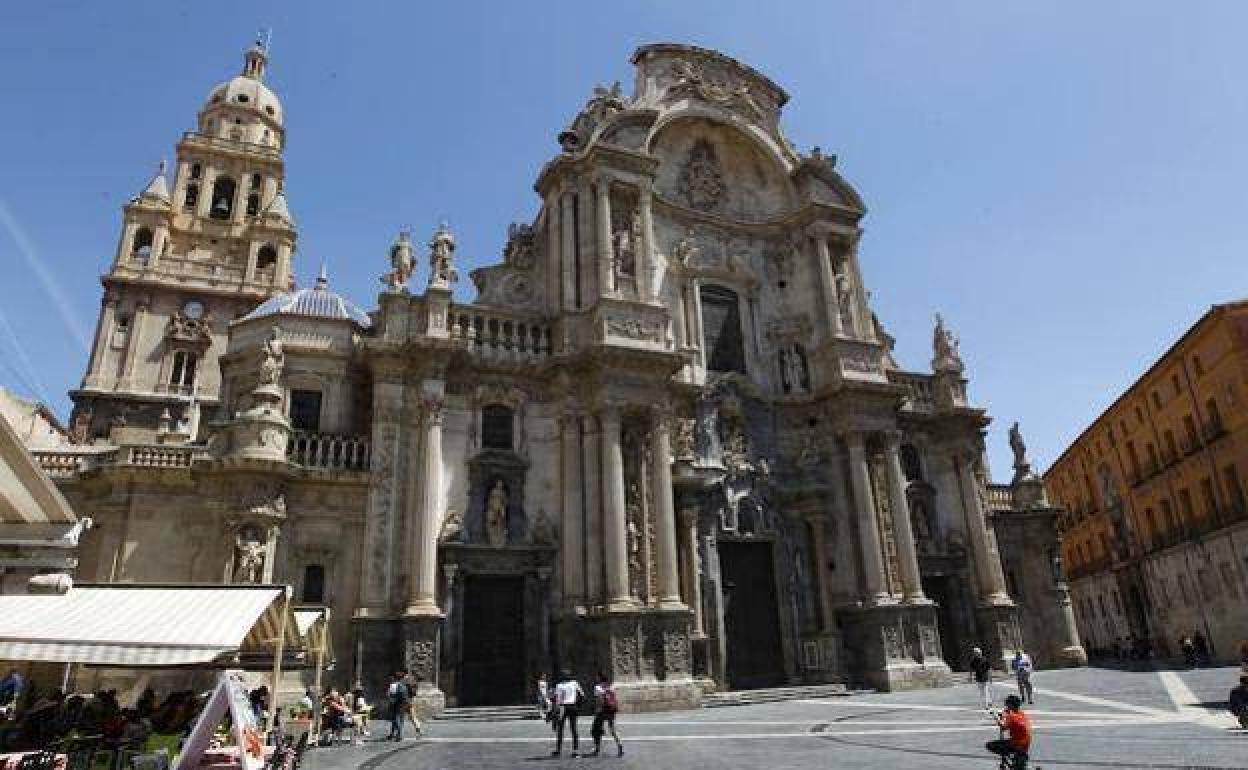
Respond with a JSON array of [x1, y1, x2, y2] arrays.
[[243, 267, 371, 328]]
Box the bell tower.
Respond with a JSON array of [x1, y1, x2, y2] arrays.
[[70, 39, 297, 445]]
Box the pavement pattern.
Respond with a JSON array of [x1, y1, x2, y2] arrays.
[[306, 666, 1248, 770]]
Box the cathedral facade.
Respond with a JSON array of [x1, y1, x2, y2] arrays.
[[40, 41, 1082, 712]]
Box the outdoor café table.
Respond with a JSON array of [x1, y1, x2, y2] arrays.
[[0, 752, 67, 770]]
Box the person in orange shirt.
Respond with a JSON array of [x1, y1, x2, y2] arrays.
[[986, 694, 1031, 769]]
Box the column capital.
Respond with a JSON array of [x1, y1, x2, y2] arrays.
[[678, 507, 700, 527], [842, 430, 867, 452], [880, 429, 905, 450], [420, 394, 445, 426]]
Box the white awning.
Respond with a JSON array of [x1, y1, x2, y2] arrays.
[[0, 584, 293, 666]]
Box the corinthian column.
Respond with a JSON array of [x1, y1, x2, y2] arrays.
[[846, 433, 889, 604], [650, 409, 684, 609], [406, 390, 444, 616], [955, 451, 1011, 605], [679, 508, 705, 636], [595, 179, 614, 297], [560, 192, 577, 311], [883, 432, 926, 603], [560, 410, 585, 609], [600, 404, 632, 609], [812, 232, 842, 338], [638, 188, 656, 302]]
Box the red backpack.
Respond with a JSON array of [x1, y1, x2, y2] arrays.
[[601, 686, 619, 713]]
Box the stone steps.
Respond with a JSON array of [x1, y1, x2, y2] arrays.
[[701, 683, 857, 708], [434, 704, 541, 722]]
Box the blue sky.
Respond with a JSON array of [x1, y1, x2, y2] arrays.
[[1, 2, 1246, 479]]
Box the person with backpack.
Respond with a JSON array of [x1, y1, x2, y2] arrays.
[[589, 671, 623, 757], [1011, 649, 1035, 704], [386, 672, 410, 741], [969, 647, 994, 710], [986, 694, 1032, 769], [551, 669, 585, 758]]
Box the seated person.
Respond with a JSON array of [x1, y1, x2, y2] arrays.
[[986, 695, 1031, 769]]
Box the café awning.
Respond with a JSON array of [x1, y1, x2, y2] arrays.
[[0, 583, 297, 666]]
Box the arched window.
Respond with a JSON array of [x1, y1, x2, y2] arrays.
[[132, 227, 153, 261], [481, 404, 514, 450], [256, 244, 278, 270], [250, 173, 262, 190], [190, 163, 202, 180], [183, 184, 199, 210], [900, 444, 923, 482], [246, 194, 260, 216], [302, 565, 325, 604], [210, 176, 236, 220], [169, 351, 198, 388], [699, 285, 745, 374]]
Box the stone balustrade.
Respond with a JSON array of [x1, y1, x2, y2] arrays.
[[32, 450, 113, 478], [123, 445, 200, 468], [449, 305, 552, 362], [986, 483, 1013, 511], [888, 371, 936, 411], [288, 431, 370, 471]]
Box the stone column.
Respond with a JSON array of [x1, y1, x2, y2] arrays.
[[812, 233, 843, 337], [358, 376, 405, 611], [150, 225, 169, 268], [118, 298, 148, 391], [650, 410, 684, 609], [546, 195, 562, 315], [688, 279, 705, 367], [560, 410, 585, 608], [883, 433, 926, 603], [595, 179, 614, 297], [406, 390, 444, 616], [582, 414, 604, 604], [846, 240, 875, 341], [805, 512, 835, 632], [638, 187, 656, 302], [679, 508, 705, 637], [956, 451, 1011, 604], [559, 192, 577, 311], [846, 433, 889, 604], [601, 405, 632, 610]]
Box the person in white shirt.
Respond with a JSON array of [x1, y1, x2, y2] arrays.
[[1011, 649, 1035, 704], [551, 670, 585, 757]]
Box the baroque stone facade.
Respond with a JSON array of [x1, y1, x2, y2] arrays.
[[33, 42, 1082, 711]]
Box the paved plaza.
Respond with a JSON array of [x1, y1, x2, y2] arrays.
[[307, 666, 1248, 769]]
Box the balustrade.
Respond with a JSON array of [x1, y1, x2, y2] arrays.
[[986, 483, 1013, 510], [124, 445, 198, 468], [288, 431, 370, 470], [887, 371, 935, 411], [449, 306, 552, 363]]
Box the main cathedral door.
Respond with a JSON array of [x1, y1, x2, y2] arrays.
[[719, 541, 785, 689], [460, 575, 526, 706]]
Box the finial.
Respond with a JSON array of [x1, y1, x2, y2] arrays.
[[316, 262, 328, 289], [157, 159, 167, 175]]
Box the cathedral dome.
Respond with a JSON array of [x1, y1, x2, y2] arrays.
[[243, 268, 371, 328], [201, 42, 284, 131]]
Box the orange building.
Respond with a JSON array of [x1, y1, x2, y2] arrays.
[[1045, 301, 1248, 662]]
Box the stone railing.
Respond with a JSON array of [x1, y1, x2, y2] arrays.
[[121, 445, 201, 468], [32, 445, 203, 477], [287, 432, 370, 471], [986, 483, 1013, 511], [449, 306, 552, 363], [32, 449, 117, 478], [888, 371, 935, 411]]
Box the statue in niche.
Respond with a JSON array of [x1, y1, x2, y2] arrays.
[[911, 499, 933, 545], [258, 327, 284, 386], [612, 211, 641, 281], [438, 508, 463, 544], [677, 140, 725, 212], [671, 417, 696, 463], [671, 227, 700, 268], [835, 270, 854, 318], [780, 345, 808, 393], [485, 480, 508, 547], [233, 525, 266, 583]]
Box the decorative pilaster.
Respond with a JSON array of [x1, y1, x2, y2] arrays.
[[883, 433, 927, 603], [846, 238, 875, 341], [547, 194, 563, 315], [650, 408, 684, 609], [117, 297, 149, 391], [955, 451, 1011, 605], [638, 187, 656, 302], [560, 191, 577, 311], [846, 433, 889, 604], [679, 508, 705, 637], [601, 404, 633, 609], [83, 294, 119, 389], [804, 512, 835, 632], [811, 231, 843, 338]]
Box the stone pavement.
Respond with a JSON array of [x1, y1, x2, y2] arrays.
[[305, 666, 1248, 769]]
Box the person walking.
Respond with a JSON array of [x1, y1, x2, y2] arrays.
[[402, 673, 424, 738], [969, 647, 994, 710], [536, 673, 555, 730], [1011, 649, 1035, 704], [551, 669, 585, 758], [589, 671, 623, 757], [386, 672, 410, 741], [1181, 635, 1197, 668]]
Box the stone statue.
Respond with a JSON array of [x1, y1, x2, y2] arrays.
[[612, 212, 640, 279], [258, 327, 284, 386], [932, 313, 964, 372], [783, 345, 806, 392], [672, 227, 700, 268], [485, 480, 508, 547], [671, 417, 696, 462], [438, 508, 463, 544], [233, 526, 266, 583], [428, 223, 459, 289], [529, 508, 554, 546], [382, 229, 415, 290], [1009, 422, 1029, 473]]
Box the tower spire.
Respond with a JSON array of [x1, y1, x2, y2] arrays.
[[243, 35, 268, 80]]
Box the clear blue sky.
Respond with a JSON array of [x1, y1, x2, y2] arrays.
[[1, 2, 1246, 479]]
